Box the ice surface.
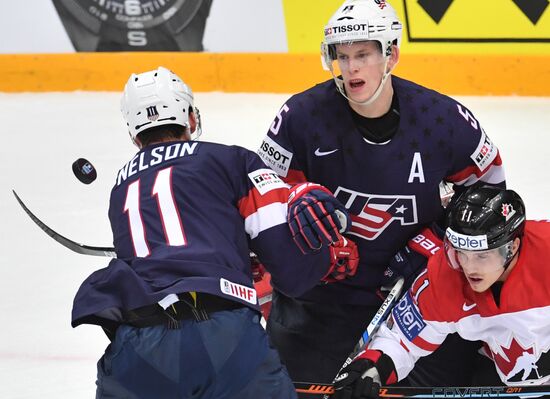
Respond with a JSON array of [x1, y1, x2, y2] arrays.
[[1, 91, 549, 398]]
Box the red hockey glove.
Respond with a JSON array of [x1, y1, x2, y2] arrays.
[[287, 183, 350, 253], [333, 350, 397, 399], [250, 252, 266, 283], [322, 237, 359, 283]]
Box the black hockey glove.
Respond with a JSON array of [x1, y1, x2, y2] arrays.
[[287, 183, 350, 253], [379, 245, 427, 293], [380, 225, 443, 294], [333, 350, 397, 399]]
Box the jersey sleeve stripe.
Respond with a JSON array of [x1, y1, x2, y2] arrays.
[[410, 334, 440, 353], [238, 186, 288, 219], [244, 202, 287, 239], [447, 153, 504, 186], [399, 339, 410, 352]]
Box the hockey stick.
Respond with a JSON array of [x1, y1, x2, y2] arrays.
[[294, 382, 550, 398], [12, 189, 273, 307], [12, 190, 117, 257], [313, 276, 405, 398], [357, 276, 405, 347]]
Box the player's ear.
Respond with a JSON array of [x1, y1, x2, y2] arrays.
[[188, 109, 197, 134], [133, 134, 143, 149], [512, 237, 521, 255], [388, 45, 399, 71]]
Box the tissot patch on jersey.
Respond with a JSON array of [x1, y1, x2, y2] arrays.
[[248, 168, 287, 195], [392, 292, 426, 341], [471, 129, 497, 171], [257, 135, 293, 177], [220, 278, 257, 304]]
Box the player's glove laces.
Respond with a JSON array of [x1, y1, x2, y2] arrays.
[[333, 350, 397, 399], [287, 183, 350, 253]]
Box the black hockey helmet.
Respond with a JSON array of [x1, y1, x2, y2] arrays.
[[444, 186, 526, 272], [446, 185, 526, 250]]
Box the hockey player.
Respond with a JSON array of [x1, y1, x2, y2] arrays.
[[70, 67, 359, 399], [332, 185, 550, 398], [257, 0, 506, 393]]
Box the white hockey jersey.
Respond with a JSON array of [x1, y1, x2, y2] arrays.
[[369, 221, 550, 386]]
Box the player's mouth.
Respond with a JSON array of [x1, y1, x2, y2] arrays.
[[466, 274, 484, 287], [348, 79, 365, 91]]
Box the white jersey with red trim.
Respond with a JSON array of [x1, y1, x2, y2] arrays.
[[369, 221, 550, 386]]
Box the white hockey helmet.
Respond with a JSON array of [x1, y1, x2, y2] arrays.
[[120, 66, 201, 142], [321, 0, 402, 69], [321, 0, 403, 106]]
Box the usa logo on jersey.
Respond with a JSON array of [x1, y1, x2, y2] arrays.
[[334, 187, 418, 240]]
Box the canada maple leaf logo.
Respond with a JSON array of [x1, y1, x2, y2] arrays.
[[501, 203, 516, 221], [486, 338, 541, 382]]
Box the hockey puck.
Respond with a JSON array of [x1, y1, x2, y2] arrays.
[[72, 158, 97, 184]]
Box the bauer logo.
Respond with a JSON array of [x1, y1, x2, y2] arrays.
[[248, 168, 286, 195], [393, 292, 425, 340], [257, 135, 293, 177], [220, 278, 257, 304], [445, 228, 488, 250]]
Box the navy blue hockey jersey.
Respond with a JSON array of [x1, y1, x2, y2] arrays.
[[72, 140, 330, 328], [257, 77, 505, 306]]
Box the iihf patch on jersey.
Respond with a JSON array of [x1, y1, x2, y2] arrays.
[[392, 292, 426, 341], [220, 278, 257, 304], [248, 168, 287, 195], [471, 129, 497, 171], [257, 135, 293, 177]]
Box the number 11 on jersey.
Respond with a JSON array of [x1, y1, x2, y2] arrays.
[[124, 167, 187, 257]]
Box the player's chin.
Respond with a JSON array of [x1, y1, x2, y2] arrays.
[[466, 276, 488, 292], [346, 87, 373, 103]]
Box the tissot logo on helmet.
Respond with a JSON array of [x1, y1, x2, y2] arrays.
[[325, 24, 368, 36]]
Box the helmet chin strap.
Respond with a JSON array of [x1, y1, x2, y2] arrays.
[[331, 57, 393, 107]]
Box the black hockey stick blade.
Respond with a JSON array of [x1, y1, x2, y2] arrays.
[[12, 190, 116, 258], [294, 381, 550, 398]]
